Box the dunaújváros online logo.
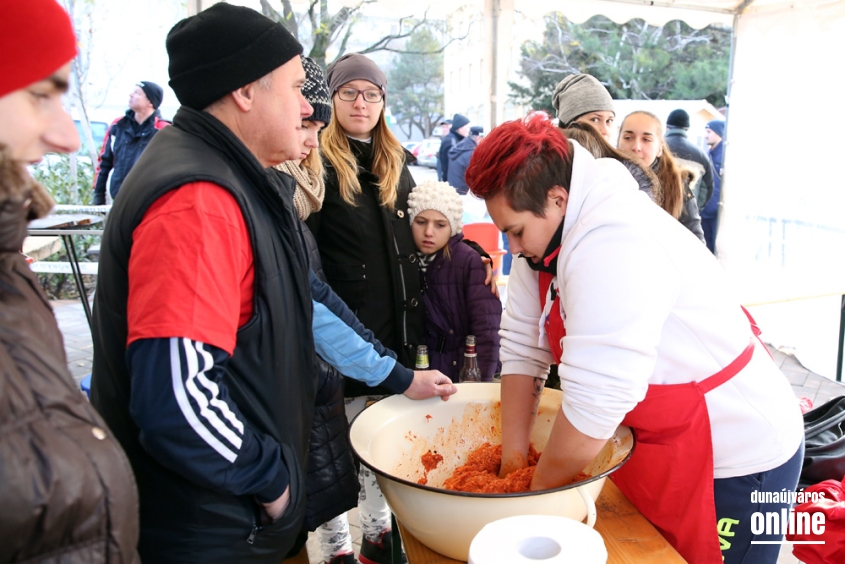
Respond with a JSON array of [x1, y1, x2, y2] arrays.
[[748, 489, 826, 545]]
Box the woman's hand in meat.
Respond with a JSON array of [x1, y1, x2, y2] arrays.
[[498, 450, 529, 479], [405, 370, 458, 401]]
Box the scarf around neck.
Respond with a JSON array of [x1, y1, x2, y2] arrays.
[[276, 160, 325, 221]]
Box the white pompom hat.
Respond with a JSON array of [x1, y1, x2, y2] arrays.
[[407, 181, 464, 236]]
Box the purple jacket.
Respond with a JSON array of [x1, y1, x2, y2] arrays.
[[422, 233, 502, 382]]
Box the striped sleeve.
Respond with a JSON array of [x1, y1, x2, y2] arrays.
[[127, 337, 288, 502]]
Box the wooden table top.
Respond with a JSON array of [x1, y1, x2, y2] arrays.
[[397, 480, 687, 564]]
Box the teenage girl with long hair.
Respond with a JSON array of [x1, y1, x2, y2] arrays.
[[562, 121, 661, 206], [617, 111, 706, 242], [307, 52, 483, 564], [278, 56, 455, 564]]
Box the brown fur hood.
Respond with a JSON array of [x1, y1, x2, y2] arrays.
[[0, 144, 55, 252]]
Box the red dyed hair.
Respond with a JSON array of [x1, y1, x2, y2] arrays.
[[466, 113, 574, 216]]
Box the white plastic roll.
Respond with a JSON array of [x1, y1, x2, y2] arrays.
[[467, 515, 607, 564]]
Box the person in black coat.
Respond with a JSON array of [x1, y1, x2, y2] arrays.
[[438, 113, 470, 181], [447, 125, 483, 195], [93, 81, 169, 204], [664, 109, 715, 212]]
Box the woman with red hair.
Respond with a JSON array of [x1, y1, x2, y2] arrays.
[[466, 114, 803, 564]]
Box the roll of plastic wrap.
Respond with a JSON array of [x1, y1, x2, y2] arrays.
[[468, 515, 607, 564]]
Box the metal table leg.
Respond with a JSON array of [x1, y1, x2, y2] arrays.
[[61, 234, 92, 331]]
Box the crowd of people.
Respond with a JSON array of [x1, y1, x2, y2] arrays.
[[2, 2, 803, 564]]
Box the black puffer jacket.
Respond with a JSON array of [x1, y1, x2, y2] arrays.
[[0, 146, 139, 563], [299, 221, 359, 530], [307, 139, 425, 396]]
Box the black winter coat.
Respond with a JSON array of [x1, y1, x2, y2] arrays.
[[438, 131, 464, 182], [307, 139, 425, 396], [446, 135, 478, 194], [665, 128, 715, 212], [299, 220, 359, 530]]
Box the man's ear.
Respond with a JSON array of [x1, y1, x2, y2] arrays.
[[230, 82, 257, 112]]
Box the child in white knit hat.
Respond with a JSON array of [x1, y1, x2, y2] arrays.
[[408, 181, 502, 382]]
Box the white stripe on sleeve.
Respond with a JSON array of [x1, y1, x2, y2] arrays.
[[170, 337, 239, 462], [192, 341, 245, 435]]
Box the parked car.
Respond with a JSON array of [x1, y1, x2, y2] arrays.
[[402, 140, 421, 154], [76, 119, 109, 157], [413, 137, 441, 169]]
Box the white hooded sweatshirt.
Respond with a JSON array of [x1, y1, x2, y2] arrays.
[[500, 142, 803, 479]]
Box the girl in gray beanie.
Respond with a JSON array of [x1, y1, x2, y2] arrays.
[[552, 73, 616, 141]]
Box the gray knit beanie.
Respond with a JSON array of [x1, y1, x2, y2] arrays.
[[408, 181, 463, 236], [552, 74, 615, 126], [326, 53, 387, 97]]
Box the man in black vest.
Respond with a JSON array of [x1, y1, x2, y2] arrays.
[[91, 4, 319, 562]]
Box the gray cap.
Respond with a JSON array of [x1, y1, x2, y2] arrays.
[[552, 74, 615, 126], [326, 53, 386, 97]]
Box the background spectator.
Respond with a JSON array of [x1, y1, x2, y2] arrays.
[[702, 119, 726, 253], [552, 73, 616, 141], [447, 125, 483, 194], [93, 80, 169, 205], [664, 108, 715, 213], [438, 113, 470, 181], [434, 117, 451, 181]]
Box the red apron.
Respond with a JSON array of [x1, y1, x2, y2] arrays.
[[539, 272, 757, 564]]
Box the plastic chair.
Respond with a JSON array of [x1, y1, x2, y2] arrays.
[[463, 222, 507, 276]]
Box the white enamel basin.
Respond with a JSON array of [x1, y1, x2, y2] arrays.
[[349, 383, 634, 561]]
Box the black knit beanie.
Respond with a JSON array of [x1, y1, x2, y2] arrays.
[[138, 81, 163, 109], [166, 3, 303, 110], [301, 56, 331, 125], [666, 109, 690, 129]]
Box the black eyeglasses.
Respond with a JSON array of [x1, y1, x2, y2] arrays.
[[335, 87, 384, 103]]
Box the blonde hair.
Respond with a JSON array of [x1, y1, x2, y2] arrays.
[[619, 111, 684, 220], [320, 101, 406, 209]]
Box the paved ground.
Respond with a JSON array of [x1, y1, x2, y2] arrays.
[[53, 297, 843, 564]]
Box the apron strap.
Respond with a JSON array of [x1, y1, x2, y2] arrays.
[[699, 339, 755, 394], [742, 305, 773, 360]]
